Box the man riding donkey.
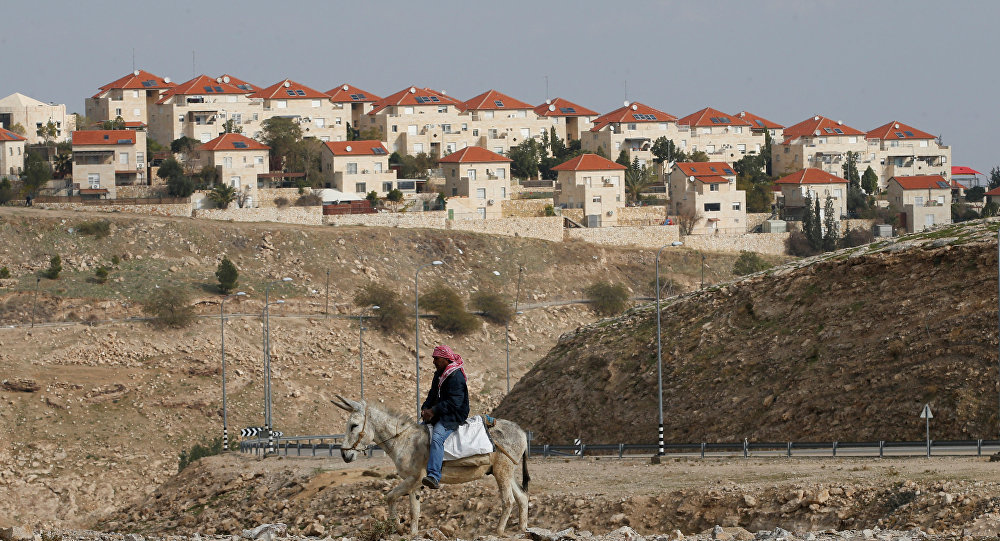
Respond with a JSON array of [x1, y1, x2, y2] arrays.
[[419, 344, 470, 489]]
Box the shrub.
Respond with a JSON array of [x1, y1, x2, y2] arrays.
[[732, 251, 772, 276], [420, 284, 481, 335], [77, 220, 111, 238], [274, 196, 290, 208], [357, 518, 395, 541], [786, 231, 820, 257], [215, 256, 239, 294], [648, 277, 682, 298], [207, 183, 236, 208], [544, 204, 556, 217], [471, 291, 514, 325], [144, 286, 196, 328], [111, 255, 121, 266], [584, 281, 629, 316], [294, 193, 323, 206], [42, 255, 62, 279], [0, 267, 9, 279], [353, 282, 407, 333], [178, 436, 223, 472], [94, 266, 109, 284], [841, 227, 874, 248]]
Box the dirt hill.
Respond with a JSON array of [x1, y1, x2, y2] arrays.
[[0, 207, 766, 529], [496, 221, 1000, 446]]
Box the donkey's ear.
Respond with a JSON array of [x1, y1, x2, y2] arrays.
[[332, 395, 354, 411], [331, 399, 351, 411]]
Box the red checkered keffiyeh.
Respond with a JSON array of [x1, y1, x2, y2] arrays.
[[432, 345, 465, 396]]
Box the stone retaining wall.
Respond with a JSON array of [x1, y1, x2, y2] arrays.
[[746, 213, 772, 232], [618, 206, 666, 226], [679, 233, 790, 255], [192, 206, 322, 225], [257, 188, 311, 208], [502, 198, 553, 218], [115, 186, 169, 199], [565, 225, 681, 247], [34, 202, 193, 217], [449, 216, 563, 242], [324, 212, 448, 228]]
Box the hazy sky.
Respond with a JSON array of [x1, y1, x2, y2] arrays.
[[2, 0, 997, 175]]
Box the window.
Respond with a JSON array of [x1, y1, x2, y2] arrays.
[[704, 203, 721, 212], [335, 117, 342, 125], [472, 129, 479, 136], [347, 162, 358, 174], [391, 125, 398, 133], [496, 167, 505, 179], [733, 127, 743, 134], [476, 188, 486, 199], [178, 115, 185, 123], [737, 144, 746, 153], [706, 145, 716, 153], [256, 156, 264, 165], [407, 125, 417, 135], [848, 136, 858, 144], [699, 127, 711, 135], [223, 157, 233, 168], [88, 173, 100, 188], [231, 176, 241, 188], [115, 108, 123, 116], [374, 162, 383, 173], [914, 196, 924, 205], [413, 143, 423, 153], [118, 152, 128, 165], [232, 113, 242, 124], [520, 128, 530, 139], [132, 90, 139, 98], [488, 129, 499, 139], [355, 182, 366, 193], [592, 195, 602, 203], [477, 208, 486, 219], [445, 142, 456, 154], [481, 111, 494, 120], [276, 100, 287, 109], [438, 106, 448, 113], [461, 123, 468, 131], [709, 183, 719, 192], [404, 107, 413, 115], [442, 124, 452, 133], [314, 118, 325, 128], [383, 182, 393, 192], [253, 113, 259, 121], [493, 147, 503, 154], [501, 187, 506, 198], [467, 169, 477, 180], [627, 123, 637, 130], [937, 195, 945, 205], [312, 100, 321, 108], [732, 202, 741, 211]]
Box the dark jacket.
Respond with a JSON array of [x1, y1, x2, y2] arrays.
[[421, 368, 470, 430]]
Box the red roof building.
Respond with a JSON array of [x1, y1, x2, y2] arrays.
[[72, 130, 137, 146], [198, 133, 270, 152], [671, 162, 737, 181], [551, 154, 626, 172], [250, 79, 330, 100], [866, 121, 936, 142], [0, 128, 26, 142], [590, 102, 677, 132], [461, 90, 534, 111], [438, 146, 510, 164], [92, 69, 175, 97], [218, 74, 258, 92], [889, 175, 952, 190], [156, 75, 246, 104], [775, 168, 848, 185], [735, 111, 784, 131], [325, 84, 382, 103], [368, 86, 462, 115], [322, 141, 389, 156], [677, 107, 750, 128], [533, 98, 598, 118], [782, 115, 864, 143]]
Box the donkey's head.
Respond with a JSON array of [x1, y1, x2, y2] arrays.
[[332, 394, 368, 463]]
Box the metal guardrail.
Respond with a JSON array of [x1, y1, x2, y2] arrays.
[[239, 434, 346, 457]]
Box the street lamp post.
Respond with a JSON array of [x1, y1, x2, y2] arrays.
[[221, 291, 246, 451], [655, 241, 683, 456], [359, 305, 380, 401], [264, 277, 292, 454], [415, 260, 443, 417]]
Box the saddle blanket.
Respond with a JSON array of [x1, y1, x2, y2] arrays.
[[428, 415, 495, 461]]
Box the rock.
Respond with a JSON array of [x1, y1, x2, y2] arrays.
[[424, 528, 448, 541], [528, 528, 559, 541], [2, 379, 39, 393], [303, 522, 325, 537], [610, 513, 628, 525], [123, 535, 144, 541], [743, 494, 757, 507], [241, 523, 287, 540], [0, 526, 33, 541], [711, 525, 731, 541]]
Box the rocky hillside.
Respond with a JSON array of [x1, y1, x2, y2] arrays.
[[496, 221, 1000, 445]]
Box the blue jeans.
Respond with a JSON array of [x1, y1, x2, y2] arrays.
[[426, 422, 455, 482]]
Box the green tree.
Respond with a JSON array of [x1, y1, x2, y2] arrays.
[[624, 157, 657, 204], [842, 151, 861, 189], [0, 267, 9, 279], [358, 127, 383, 141], [732, 251, 772, 276], [689, 150, 710, 162], [366, 190, 380, 207], [353, 282, 408, 333], [36, 121, 58, 146], [53, 152, 72, 179], [734, 153, 768, 183], [762, 131, 773, 176], [584, 281, 629, 316], [861, 166, 879, 195], [801, 194, 818, 250], [0, 177, 13, 204], [471, 291, 514, 325], [207, 183, 236, 208], [144, 286, 195, 328], [9, 122, 26, 136], [222, 118, 243, 134], [507, 139, 543, 179], [170, 136, 200, 156], [21, 151, 52, 193], [966, 186, 985, 203], [651, 137, 687, 164], [386, 188, 404, 211], [549, 126, 567, 159], [198, 164, 219, 186], [615, 149, 630, 168], [846, 184, 870, 214], [595, 146, 609, 159], [261, 117, 302, 171], [147, 137, 164, 154], [102, 117, 125, 130], [822, 195, 838, 252], [989, 167, 1000, 190], [43, 255, 62, 280], [215, 256, 238, 293], [158, 157, 195, 197], [94, 265, 109, 284], [736, 176, 774, 213], [983, 201, 1000, 217]]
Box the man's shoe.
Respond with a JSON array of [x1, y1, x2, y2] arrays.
[[421, 475, 440, 489]]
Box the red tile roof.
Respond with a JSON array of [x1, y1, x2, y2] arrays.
[[677, 107, 750, 128], [952, 166, 983, 176], [0, 128, 26, 142], [533, 98, 598, 117], [325, 83, 382, 103], [735, 111, 785, 130], [985, 187, 1000, 196], [250, 79, 330, 100], [672, 162, 736, 178], [890, 175, 951, 190], [368, 86, 462, 115], [322, 140, 389, 156], [219, 74, 258, 92], [590, 102, 677, 132], [72, 130, 137, 146], [199, 133, 269, 152], [157, 75, 247, 104], [866, 121, 936, 141], [693, 175, 730, 184], [93, 69, 175, 98], [775, 168, 848, 185], [782, 115, 864, 142], [461, 89, 533, 111], [551, 154, 626, 172], [437, 146, 511, 164]]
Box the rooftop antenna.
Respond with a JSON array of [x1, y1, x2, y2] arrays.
[[545, 75, 549, 101], [131, 48, 135, 72], [192, 50, 196, 78]]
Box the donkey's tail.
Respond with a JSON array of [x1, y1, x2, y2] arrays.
[[521, 450, 530, 491]]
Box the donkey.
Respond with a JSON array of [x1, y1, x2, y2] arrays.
[[332, 395, 530, 535]]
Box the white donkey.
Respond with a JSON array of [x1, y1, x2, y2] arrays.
[[333, 395, 530, 535]]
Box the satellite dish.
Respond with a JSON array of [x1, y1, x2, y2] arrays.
[[609, 125, 615, 132], [345, 145, 352, 152], [163, 77, 171, 83], [223, 76, 231, 83], [548, 104, 556, 112], [837, 120, 843, 125], [631, 104, 638, 111], [895, 123, 900, 128], [545, 99, 551, 105], [216, 77, 223, 83], [623, 101, 630, 107], [410, 87, 416, 93], [814, 130, 821, 136], [133, 70, 140, 76], [441, 89, 447, 94], [739, 112, 745, 117], [284, 81, 291, 88], [343, 84, 349, 91]]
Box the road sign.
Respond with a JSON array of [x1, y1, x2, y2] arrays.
[[240, 427, 281, 438], [920, 404, 933, 419]]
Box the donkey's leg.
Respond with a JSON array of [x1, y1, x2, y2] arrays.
[[407, 477, 423, 535], [384, 478, 414, 533], [493, 464, 515, 535], [511, 476, 529, 530]]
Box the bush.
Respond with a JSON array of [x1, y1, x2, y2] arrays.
[[841, 227, 874, 248], [544, 204, 556, 217], [353, 282, 408, 333], [732, 251, 772, 276], [294, 193, 323, 206], [215, 256, 239, 293], [94, 265, 109, 284], [584, 281, 629, 316], [471, 291, 514, 325], [111, 255, 120, 266], [144, 286, 196, 328], [357, 518, 395, 541], [786, 231, 820, 257], [274, 196, 290, 208], [77, 220, 111, 238], [178, 436, 223, 472], [42, 255, 61, 279], [420, 284, 481, 335], [0, 267, 9, 279]]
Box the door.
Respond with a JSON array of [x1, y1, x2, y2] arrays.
[[925, 214, 935, 227]]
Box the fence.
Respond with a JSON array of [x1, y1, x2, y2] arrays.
[[33, 196, 190, 205]]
